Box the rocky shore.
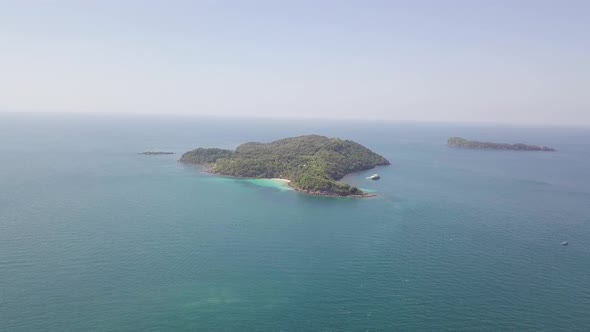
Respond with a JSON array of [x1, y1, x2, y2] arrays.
[[196, 165, 375, 198], [288, 183, 376, 198]]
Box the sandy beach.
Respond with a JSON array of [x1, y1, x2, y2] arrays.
[[270, 178, 291, 183]]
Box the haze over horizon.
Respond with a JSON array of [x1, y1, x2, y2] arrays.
[[1, 0, 588, 125]]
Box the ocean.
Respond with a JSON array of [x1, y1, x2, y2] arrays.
[[1, 113, 589, 331]]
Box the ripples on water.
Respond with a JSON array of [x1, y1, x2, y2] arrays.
[[1, 114, 589, 331]]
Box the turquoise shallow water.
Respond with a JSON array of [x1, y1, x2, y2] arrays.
[[1, 113, 590, 331]]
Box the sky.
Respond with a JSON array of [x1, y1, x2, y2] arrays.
[[1, 0, 589, 125]]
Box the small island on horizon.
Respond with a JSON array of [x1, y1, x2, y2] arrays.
[[179, 135, 390, 197], [447, 137, 556, 152], [139, 151, 175, 155]]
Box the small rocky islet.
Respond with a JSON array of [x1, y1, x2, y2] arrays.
[[447, 137, 556, 152], [179, 135, 390, 197], [139, 151, 175, 155]]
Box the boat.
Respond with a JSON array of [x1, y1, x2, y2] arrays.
[[366, 174, 380, 180], [562, 241, 569, 246]]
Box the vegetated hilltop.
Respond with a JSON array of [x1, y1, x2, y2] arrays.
[[180, 135, 390, 196], [447, 137, 556, 151]]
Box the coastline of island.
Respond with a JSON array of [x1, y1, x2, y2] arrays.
[[191, 163, 376, 198], [179, 135, 389, 197], [288, 184, 377, 198], [269, 175, 375, 198]]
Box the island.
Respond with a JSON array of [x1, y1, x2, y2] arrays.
[[447, 137, 556, 151], [139, 151, 175, 155], [180, 135, 390, 197]]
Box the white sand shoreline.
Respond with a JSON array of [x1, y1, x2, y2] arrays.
[[270, 178, 291, 183]]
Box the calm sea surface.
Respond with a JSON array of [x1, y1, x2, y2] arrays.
[[1, 113, 589, 331]]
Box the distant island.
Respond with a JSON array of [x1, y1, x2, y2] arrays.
[[447, 137, 556, 151], [139, 151, 175, 155], [180, 135, 390, 197]]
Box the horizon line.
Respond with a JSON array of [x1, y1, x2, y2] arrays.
[[1, 110, 589, 129]]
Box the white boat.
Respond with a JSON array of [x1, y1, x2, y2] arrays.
[[366, 174, 380, 180], [562, 241, 569, 246]]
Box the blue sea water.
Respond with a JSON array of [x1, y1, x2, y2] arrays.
[[1, 113, 589, 331]]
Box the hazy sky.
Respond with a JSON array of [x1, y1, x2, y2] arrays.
[[1, 0, 589, 125]]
